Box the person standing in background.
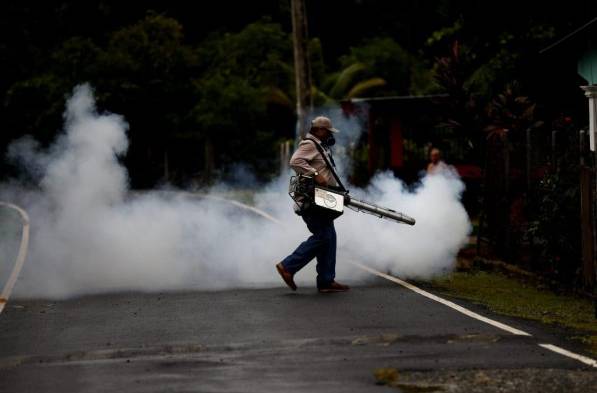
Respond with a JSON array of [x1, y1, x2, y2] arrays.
[[427, 147, 449, 175]]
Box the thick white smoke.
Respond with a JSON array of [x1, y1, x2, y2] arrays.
[[1, 85, 470, 298]]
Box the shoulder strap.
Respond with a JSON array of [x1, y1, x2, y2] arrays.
[[304, 137, 347, 192]]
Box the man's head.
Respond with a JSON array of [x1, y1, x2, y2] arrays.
[[310, 116, 339, 141], [430, 148, 441, 164]]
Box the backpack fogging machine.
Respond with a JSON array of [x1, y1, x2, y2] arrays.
[[289, 174, 416, 225]]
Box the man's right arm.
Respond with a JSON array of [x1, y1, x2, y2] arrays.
[[289, 141, 327, 185]]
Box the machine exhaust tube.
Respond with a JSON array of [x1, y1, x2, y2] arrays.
[[289, 175, 416, 226], [345, 195, 416, 226]]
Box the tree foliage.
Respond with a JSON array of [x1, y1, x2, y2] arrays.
[[0, 1, 592, 193], [191, 20, 293, 180]]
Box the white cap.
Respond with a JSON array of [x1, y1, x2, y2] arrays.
[[311, 116, 339, 133]]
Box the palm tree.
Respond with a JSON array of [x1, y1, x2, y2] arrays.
[[313, 62, 387, 105]]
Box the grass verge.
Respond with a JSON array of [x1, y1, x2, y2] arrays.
[[430, 270, 597, 355]]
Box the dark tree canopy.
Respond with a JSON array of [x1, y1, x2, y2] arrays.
[[1, 0, 595, 186]]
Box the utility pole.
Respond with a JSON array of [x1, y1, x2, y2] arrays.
[[291, 0, 312, 143]]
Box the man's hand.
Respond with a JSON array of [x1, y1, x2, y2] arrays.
[[314, 173, 327, 186]]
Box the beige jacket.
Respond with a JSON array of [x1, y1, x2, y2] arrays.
[[289, 133, 338, 187]]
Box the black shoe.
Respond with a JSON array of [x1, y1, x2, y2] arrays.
[[276, 263, 297, 291], [318, 281, 350, 293]]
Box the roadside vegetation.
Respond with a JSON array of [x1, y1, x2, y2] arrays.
[[431, 269, 597, 355]]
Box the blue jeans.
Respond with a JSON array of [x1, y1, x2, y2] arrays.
[[282, 211, 336, 287]]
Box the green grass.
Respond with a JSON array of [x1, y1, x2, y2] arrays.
[[431, 271, 597, 354]]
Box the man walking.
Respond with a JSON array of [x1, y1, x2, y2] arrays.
[[276, 116, 350, 293]]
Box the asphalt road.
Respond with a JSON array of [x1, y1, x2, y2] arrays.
[[0, 278, 596, 392]]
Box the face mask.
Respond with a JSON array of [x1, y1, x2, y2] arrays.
[[324, 135, 336, 147]]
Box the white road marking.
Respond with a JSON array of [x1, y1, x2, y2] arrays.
[[0, 202, 30, 314], [139, 190, 285, 225], [350, 261, 597, 368], [539, 344, 597, 368], [350, 261, 532, 336], [198, 194, 283, 225]]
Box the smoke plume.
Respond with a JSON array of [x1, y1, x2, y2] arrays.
[[0, 85, 470, 298]]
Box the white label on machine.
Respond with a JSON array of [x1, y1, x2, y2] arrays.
[[314, 187, 344, 212]]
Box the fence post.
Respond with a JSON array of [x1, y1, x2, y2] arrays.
[[579, 136, 595, 294], [526, 127, 532, 193], [504, 133, 511, 260]]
